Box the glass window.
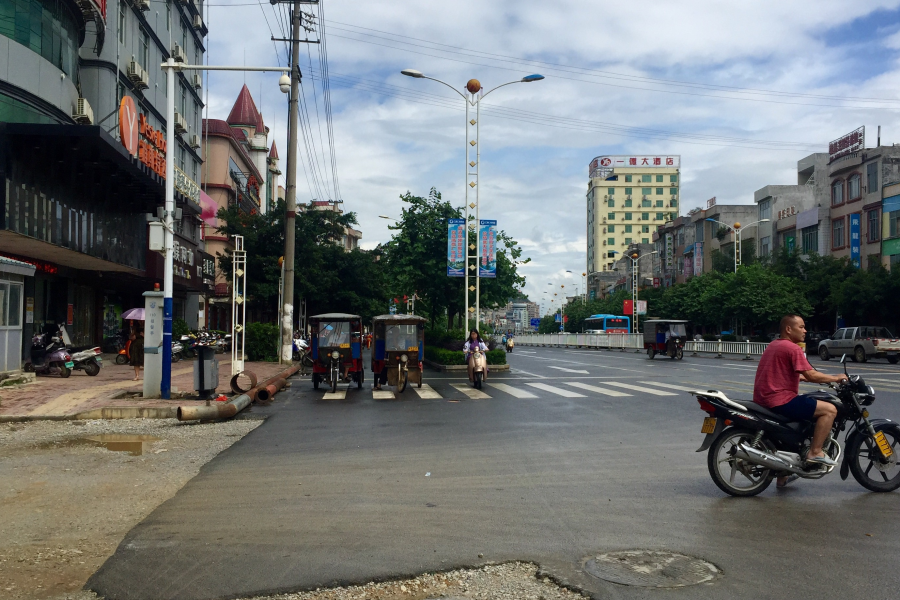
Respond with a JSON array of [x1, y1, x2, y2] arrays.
[[642, 237, 649, 244], [178, 145, 186, 170], [868, 210, 880, 242], [889, 210, 900, 238], [760, 236, 770, 257], [0, 0, 80, 75], [0, 92, 57, 124], [181, 20, 187, 48], [655, 188, 663, 195], [140, 27, 149, 68], [759, 198, 771, 221], [625, 187, 632, 195], [642, 175, 651, 182], [608, 225, 615, 233], [0, 282, 7, 326], [607, 237, 615, 246], [695, 221, 704, 242], [642, 213, 649, 221], [386, 324, 418, 351], [7, 282, 21, 327], [843, 329, 855, 340], [624, 198, 632, 207], [642, 187, 651, 196], [832, 181, 843, 205], [867, 161, 878, 194], [608, 187, 615, 195], [670, 175, 678, 183], [625, 237, 632, 245], [656, 200, 663, 207], [642, 225, 649, 233], [670, 199, 678, 208], [624, 213, 633, 221], [656, 175, 663, 182], [625, 225, 632, 233], [318, 321, 351, 347], [831, 329, 844, 340], [607, 199, 615, 207], [848, 174, 861, 200], [607, 212, 615, 220], [180, 84, 187, 116], [625, 175, 632, 182], [801, 225, 818, 255], [832, 218, 845, 248], [655, 213, 663, 220], [670, 187, 678, 196]]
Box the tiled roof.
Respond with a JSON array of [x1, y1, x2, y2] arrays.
[[226, 84, 263, 130], [269, 141, 278, 159]]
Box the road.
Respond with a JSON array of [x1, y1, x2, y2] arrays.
[[88, 346, 900, 600]]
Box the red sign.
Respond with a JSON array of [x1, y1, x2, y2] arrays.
[[119, 96, 138, 157], [67, 304, 74, 326], [653, 278, 660, 288], [138, 114, 167, 179], [829, 126, 864, 162], [623, 299, 633, 315], [0, 252, 58, 274]]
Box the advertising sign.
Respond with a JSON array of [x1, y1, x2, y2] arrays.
[[653, 277, 660, 288], [694, 241, 704, 275], [447, 218, 465, 277], [849, 213, 861, 268], [623, 299, 632, 315], [554, 313, 561, 323], [118, 96, 138, 156], [635, 300, 647, 315], [829, 127, 864, 162], [478, 220, 497, 278], [665, 233, 674, 268], [589, 155, 680, 178]]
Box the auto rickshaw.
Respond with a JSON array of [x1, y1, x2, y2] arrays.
[[371, 314, 426, 392], [309, 313, 364, 392], [643, 319, 688, 360]]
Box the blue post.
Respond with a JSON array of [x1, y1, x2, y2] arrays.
[[161, 297, 172, 399]]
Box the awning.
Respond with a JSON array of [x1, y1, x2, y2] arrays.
[[683, 243, 695, 255], [0, 256, 36, 277]]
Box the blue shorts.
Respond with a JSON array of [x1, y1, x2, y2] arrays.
[[771, 394, 817, 421]]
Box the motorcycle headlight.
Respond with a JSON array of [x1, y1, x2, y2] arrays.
[[331, 350, 340, 360], [400, 354, 409, 363]]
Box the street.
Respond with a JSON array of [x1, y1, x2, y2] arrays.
[[88, 347, 900, 600]]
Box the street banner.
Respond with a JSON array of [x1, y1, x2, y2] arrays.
[[478, 220, 497, 278], [849, 213, 861, 268], [554, 313, 561, 323], [636, 300, 647, 315], [447, 218, 465, 277], [624, 299, 633, 315], [693, 242, 703, 275]]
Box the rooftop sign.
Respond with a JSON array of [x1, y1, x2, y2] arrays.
[[829, 126, 864, 163], [590, 155, 680, 178]]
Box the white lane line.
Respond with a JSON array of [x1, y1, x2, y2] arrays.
[[373, 389, 395, 400], [413, 384, 443, 399], [509, 369, 547, 379], [525, 383, 587, 398], [487, 383, 538, 398], [450, 383, 491, 399], [565, 382, 632, 397], [322, 389, 347, 400], [603, 382, 678, 396], [516, 350, 537, 354], [641, 381, 706, 393], [548, 366, 590, 374]]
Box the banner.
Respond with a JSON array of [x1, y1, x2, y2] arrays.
[[447, 218, 465, 277], [849, 213, 861, 268], [478, 220, 497, 278], [693, 242, 703, 275]]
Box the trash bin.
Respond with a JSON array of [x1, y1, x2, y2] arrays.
[[194, 346, 219, 400]]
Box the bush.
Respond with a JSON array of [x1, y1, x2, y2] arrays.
[[749, 335, 770, 343], [720, 334, 737, 342], [173, 318, 190, 339], [245, 322, 279, 362], [486, 349, 506, 365], [702, 334, 719, 341], [425, 327, 497, 351], [423, 346, 507, 366]]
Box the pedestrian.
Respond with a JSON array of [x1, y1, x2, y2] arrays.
[[130, 327, 145, 381]]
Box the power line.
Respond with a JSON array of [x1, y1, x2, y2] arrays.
[[317, 0, 341, 201]]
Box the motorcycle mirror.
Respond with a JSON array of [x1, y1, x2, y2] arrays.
[[840, 354, 846, 364]]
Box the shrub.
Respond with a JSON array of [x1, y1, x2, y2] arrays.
[[486, 349, 506, 365], [424, 347, 466, 365], [245, 322, 279, 362], [720, 334, 737, 342], [173, 318, 190, 339]]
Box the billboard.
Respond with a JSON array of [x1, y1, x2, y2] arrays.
[[694, 241, 704, 275], [447, 218, 465, 277], [478, 220, 497, 278], [829, 127, 864, 163], [849, 213, 861, 268], [590, 155, 680, 178]]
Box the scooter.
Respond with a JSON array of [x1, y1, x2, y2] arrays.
[[469, 348, 487, 389], [506, 338, 514, 353], [171, 341, 183, 363], [26, 325, 74, 378], [70, 346, 102, 376]]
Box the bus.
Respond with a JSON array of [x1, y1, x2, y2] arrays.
[[584, 314, 631, 334]]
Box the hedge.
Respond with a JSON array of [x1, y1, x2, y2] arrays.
[[245, 322, 279, 362], [424, 347, 506, 366]]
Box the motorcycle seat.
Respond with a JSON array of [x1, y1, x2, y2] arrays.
[[744, 401, 809, 426]]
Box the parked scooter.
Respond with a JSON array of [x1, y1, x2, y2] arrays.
[[26, 325, 74, 378], [171, 341, 183, 363], [470, 347, 487, 389], [70, 346, 102, 376]]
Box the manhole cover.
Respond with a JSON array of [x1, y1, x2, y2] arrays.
[[583, 550, 720, 588]]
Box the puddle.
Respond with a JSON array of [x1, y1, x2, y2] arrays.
[[84, 434, 160, 455]]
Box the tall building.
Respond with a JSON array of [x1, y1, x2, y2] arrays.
[[587, 155, 681, 283]]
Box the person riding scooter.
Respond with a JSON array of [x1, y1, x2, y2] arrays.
[[463, 329, 488, 386]]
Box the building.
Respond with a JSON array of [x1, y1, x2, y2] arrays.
[[586, 155, 681, 293], [0, 0, 209, 365], [306, 201, 362, 251]]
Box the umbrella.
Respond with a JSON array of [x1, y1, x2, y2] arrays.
[[120, 308, 145, 321]]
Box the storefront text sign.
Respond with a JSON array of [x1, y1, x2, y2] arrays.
[[777, 206, 798, 220], [138, 114, 167, 179], [174, 166, 200, 203], [829, 127, 864, 163], [119, 97, 138, 156]]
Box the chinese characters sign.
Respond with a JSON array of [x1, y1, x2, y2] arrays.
[[849, 213, 861, 268], [447, 219, 465, 277], [478, 220, 497, 279], [590, 155, 680, 178], [693, 242, 703, 276], [829, 127, 864, 163], [665, 233, 674, 269], [777, 206, 798, 220]]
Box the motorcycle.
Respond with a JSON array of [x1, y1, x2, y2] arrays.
[[506, 338, 514, 353], [693, 355, 900, 496], [292, 336, 313, 367], [469, 348, 487, 389], [171, 341, 183, 363], [70, 346, 102, 376], [26, 326, 74, 378]]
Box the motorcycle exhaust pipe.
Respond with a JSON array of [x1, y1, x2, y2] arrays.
[[734, 443, 806, 476]]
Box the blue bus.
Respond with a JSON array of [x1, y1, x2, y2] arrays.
[[584, 314, 631, 334]]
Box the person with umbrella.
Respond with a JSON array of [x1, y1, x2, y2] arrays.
[[121, 308, 145, 381]]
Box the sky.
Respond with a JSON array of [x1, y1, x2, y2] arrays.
[[201, 0, 900, 315]]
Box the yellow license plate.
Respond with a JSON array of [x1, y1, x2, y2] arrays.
[[407, 346, 418, 351], [339, 343, 350, 348], [875, 431, 893, 458], [701, 417, 717, 434]]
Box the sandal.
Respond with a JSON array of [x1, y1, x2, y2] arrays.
[[776, 474, 799, 488]]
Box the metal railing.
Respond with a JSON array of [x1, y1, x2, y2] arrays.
[[516, 333, 643, 350], [684, 340, 768, 359]]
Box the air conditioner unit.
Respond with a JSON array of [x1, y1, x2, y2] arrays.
[[643, 195, 649, 200], [127, 60, 149, 90], [137, 0, 150, 11], [189, 134, 201, 148], [72, 98, 93, 124], [192, 73, 202, 89], [627, 195, 632, 200], [602, 218, 607, 223], [604, 195, 608, 199], [171, 43, 186, 63], [174, 111, 188, 135], [602, 241, 607, 246], [193, 14, 203, 30]]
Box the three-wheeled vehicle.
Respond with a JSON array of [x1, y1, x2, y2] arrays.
[[309, 313, 365, 392], [643, 319, 688, 360], [371, 314, 426, 392]]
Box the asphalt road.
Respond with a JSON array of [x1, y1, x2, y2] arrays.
[[88, 346, 900, 600]]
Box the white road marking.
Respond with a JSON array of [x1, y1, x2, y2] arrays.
[[372, 390, 395, 400], [603, 382, 678, 396], [564, 382, 632, 397], [509, 369, 547, 379], [451, 383, 491, 399], [641, 381, 711, 393], [516, 350, 537, 354], [548, 366, 590, 374], [487, 383, 538, 398], [322, 390, 347, 400], [413, 384, 443, 399], [526, 383, 586, 397]]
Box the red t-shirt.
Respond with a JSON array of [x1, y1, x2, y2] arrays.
[[753, 338, 813, 408]]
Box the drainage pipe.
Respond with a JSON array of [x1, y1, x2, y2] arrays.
[[177, 364, 300, 421], [255, 378, 286, 402]]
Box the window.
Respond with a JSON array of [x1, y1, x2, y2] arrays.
[[625, 225, 632, 233], [608, 238, 615, 246], [642, 238, 649, 244], [625, 175, 632, 182], [607, 199, 614, 207], [608, 187, 615, 195], [607, 225, 615, 233], [801, 225, 818, 255], [867, 161, 878, 194], [642, 187, 651, 196], [625, 237, 632, 245], [625, 187, 632, 195], [624, 198, 632, 207], [656, 213, 664, 220], [868, 210, 880, 242], [656, 200, 663, 207], [670, 175, 678, 183], [656, 175, 663, 183], [832, 181, 843, 206], [642, 199, 651, 207], [624, 213, 633, 220], [889, 210, 900, 238], [848, 174, 861, 200], [759, 236, 770, 257], [607, 212, 615, 220], [192, 159, 198, 182], [832, 218, 845, 248], [695, 221, 704, 242], [642, 225, 649, 233], [677, 228, 685, 246], [140, 27, 149, 68], [642, 213, 649, 221], [119, 1, 127, 44], [181, 20, 187, 49], [195, 48, 200, 66], [670, 187, 678, 196], [642, 175, 651, 182], [670, 198, 678, 207], [759, 198, 771, 221], [180, 84, 187, 118], [0, 281, 22, 327], [656, 188, 663, 195]]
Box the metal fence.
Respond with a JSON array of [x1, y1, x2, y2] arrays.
[[684, 340, 769, 358], [516, 335, 770, 358]]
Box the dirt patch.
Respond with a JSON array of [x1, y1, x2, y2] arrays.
[[0, 417, 261, 600]]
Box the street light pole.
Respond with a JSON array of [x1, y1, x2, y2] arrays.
[[705, 218, 770, 273]]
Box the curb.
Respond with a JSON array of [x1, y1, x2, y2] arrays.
[[424, 359, 510, 372], [1, 406, 180, 422]]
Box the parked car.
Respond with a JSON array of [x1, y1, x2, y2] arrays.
[[804, 330, 832, 354], [818, 326, 900, 363]]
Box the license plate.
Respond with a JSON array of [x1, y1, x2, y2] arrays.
[[339, 343, 350, 348], [96, 358, 102, 363], [874, 431, 893, 458], [701, 417, 717, 434], [407, 346, 418, 351], [65, 361, 75, 369]]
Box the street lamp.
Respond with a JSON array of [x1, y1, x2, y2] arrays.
[[705, 218, 770, 272], [401, 68, 544, 330], [612, 250, 657, 334], [378, 215, 398, 222]]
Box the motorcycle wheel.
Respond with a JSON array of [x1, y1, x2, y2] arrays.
[[357, 369, 363, 390], [84, 361, 101, 376], [888, 356, 899, 365], [301, 353, 314, 368], [59, 365, 71, 379], [24, 362, 34, 372], [115, 354, 128, 365], [474, 371, 482, 389], [707, 428, 774, 497], [398, 368, 407, 393], [676, 347, 684, 360], [847, 424, 900, 492], [819, 346, 830, 361], [647, 347, 655, 360], [854, 346, 868, 363], [171, 352, 181, 363], [331, 367, 338, 393]]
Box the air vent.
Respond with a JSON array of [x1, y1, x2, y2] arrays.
[[72, 98, 93, 124]]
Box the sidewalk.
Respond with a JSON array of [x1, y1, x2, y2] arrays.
[[0, 355, 291, 421]]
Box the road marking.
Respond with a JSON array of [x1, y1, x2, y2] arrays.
[[603, 382, 678, 396], [526, 383, 586, 397], [548, 366, 590, 374], [322, 389, 347, 400], [487, 383, 538, 398], [413, 384, 442, 399], [516, 350, 537, 354], [640, 381, 705, 393], [564, 382, 632, 397], [509, 369, 547, 379], [373, 390, 395, 400], [451, 383, 491, 399]]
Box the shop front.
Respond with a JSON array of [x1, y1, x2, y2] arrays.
[[0, 257, 35, 372], [146, 234, 214, 330]]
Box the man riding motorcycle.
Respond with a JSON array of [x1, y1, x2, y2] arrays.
[[753, 314, 847, 486]]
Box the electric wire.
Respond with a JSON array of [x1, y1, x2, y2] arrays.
[[317, 0, 342, 201], [306, 42, 335, 200]]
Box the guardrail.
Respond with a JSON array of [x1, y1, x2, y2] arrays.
[[685, 340, 768, 359], [516, 335, 770, 358]]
